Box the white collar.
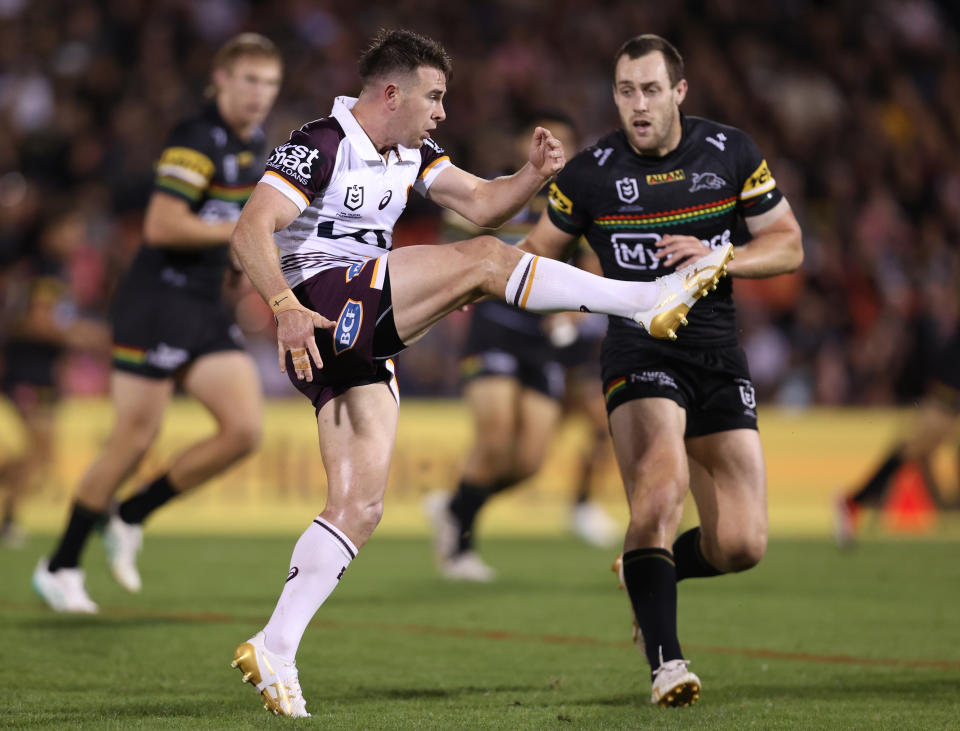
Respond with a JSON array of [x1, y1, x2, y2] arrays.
[[331, 96, 419, 165]]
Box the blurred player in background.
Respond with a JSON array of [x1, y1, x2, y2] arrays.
[[32, 33, 282, 612], [228, 29, 731, 717], [426, 112, 617, 583], [835, 323, 960, 546], [0, 211, 109, 547], [521, 35, 802, 705]]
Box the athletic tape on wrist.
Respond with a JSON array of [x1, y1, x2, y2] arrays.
[[269, 288, 301, 316]]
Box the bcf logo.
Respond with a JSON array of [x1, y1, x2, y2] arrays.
[[334, 300, 363, 354]]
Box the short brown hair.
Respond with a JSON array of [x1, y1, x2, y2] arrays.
[[614, 34, 684, 87], [358, 29, 452, 84], [207, 33, 281, 97], [212, 33, 282, 72]]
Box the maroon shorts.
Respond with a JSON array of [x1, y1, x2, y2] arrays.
[[287, 255, 401, 413]]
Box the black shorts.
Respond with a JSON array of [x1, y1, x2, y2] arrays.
[[929, 328, 960, 411], [601, 340, 757, 438], [460, 305, 565, 401], [556, 333, 602, 374], [111, 277, 243, 379], [286, 255, 403, 414]]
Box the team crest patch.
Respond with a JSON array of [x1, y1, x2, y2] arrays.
[[334, 299, 363, 355], [345, 261, 366, 282], [344, 184, 364, 211], [615, 177, 639, 203]]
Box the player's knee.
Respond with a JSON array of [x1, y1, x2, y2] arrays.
[[624, 478, 686, 534], [225, 420, 262, 458], [457, 235, 512, 292], [351, 500, 384, 545], [473, 439, 515, 477], [717, 533, 767, 572], [511, 454, 544, 483], [109, 419, 160, 459]]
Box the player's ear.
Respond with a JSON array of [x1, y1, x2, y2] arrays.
[[674, 78, 688, 106], [384, 81, 402, 110], [212, 66, 229, 92]]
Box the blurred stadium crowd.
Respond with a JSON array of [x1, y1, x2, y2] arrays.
[[1, 0, 958, 405]]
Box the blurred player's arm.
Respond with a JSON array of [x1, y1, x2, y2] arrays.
[[142, 192, 236, 248], [8, 282, 110, 352], [518, 210, 579, 262], [427, 127, 564, 228]]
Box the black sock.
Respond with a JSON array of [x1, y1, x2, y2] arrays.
[[448, 479, 511, 553], [621, 548, 683, 675], [47, 503, 106, 571], [850, 449, 904, 506], [118, 474, 178, 525], [673, 527, 724, 581]]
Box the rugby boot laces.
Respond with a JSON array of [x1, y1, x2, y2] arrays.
[[633, 242, 734, 340], [651, 648, 701, 707], [32, 559, 99, 613], [232, 631, 310, 718], [103, 515, 143, 593]]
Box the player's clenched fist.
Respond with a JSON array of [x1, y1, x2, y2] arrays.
[[529, 126, 566, 178]]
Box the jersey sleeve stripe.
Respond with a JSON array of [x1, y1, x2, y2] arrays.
[[156, 164, 209, 189], [419, 155, 451, 181], [155, 176, 203, 202], [739, 178, 777, 200], [261, 171, 310, 210]]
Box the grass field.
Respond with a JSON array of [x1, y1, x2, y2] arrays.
[[2, 533, 959, 729]]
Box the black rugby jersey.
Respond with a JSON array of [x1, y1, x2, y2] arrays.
[[125, 103, 267, 299], [547, 115, 783, 347]]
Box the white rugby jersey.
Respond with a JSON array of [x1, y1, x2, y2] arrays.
[[260, 96, 452, 286]]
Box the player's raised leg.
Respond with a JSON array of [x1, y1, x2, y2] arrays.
[[232, 382, 398, 717], [386, 236, 732, 344], [105, 350, 263, 593]]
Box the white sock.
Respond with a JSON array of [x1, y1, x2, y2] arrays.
[[504, 253, 657, 318], [262, 516, 357, 660]]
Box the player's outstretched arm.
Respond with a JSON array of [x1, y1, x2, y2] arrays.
[[143, 192, 236, 248], [428, 126, 565, 228], [231, 182, 334, 381]]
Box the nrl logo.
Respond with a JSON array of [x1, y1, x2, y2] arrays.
[[344, 184, 364, 211], [615, 177, 639, 203], [689, 172, 727, 192]]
